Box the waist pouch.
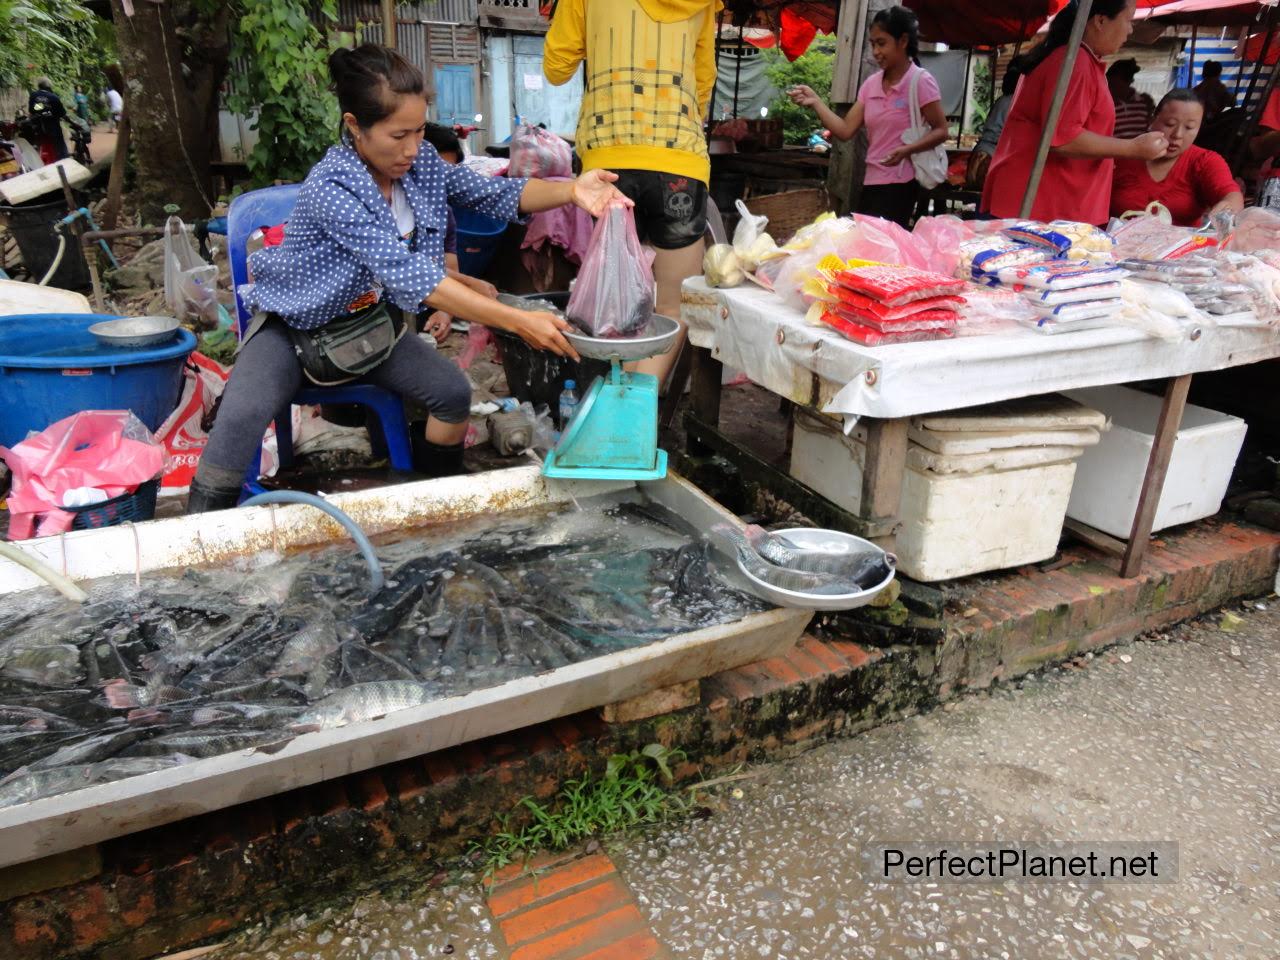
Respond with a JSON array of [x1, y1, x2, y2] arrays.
[[286, 302, 406, 386]]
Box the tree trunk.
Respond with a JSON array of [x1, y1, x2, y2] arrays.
[[110, 0, 230, 223]]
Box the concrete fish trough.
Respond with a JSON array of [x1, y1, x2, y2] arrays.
[[0, 466, 810, 867]]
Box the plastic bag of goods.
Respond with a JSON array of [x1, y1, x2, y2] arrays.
[[164, 216, 220, 329], [507, 124, 573, 179], [819, 305, 956, 345], [703, 243, 744, 288], [828, 285, 963, 321], [731, 199, 778, 271], [995, 260, 1127, 290], [1002, 220, 1115, 260], [1109, 215, 1217, 261], [845, 215, 935, 272], [1225, 206, 1280, 253], [566, 203, 655, 338], [911, 215, 976, 277], [957, 237, 1052, 282], [0, 411, 169, 539]]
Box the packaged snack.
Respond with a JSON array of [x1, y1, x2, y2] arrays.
[[820, 308, 956, 345], [957, 237, 1051, 280], [1017, 314, 1117, 335], [1029, 299, 1121, 322], [996, 260, 1127, 289], [1003, 220, 1115, 259], [1022, 282, 1122, 306], [829, 285, 963, 320], [825, 301, 959, 333], [1116, 257, 1216, 279], [831, 264, 967, 307]]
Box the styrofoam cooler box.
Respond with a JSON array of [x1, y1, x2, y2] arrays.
[[791, 409, 1088, 582], [1063, 386, 1247, 538]]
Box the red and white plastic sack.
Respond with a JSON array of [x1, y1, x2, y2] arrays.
[[507, 124, 573, 179], [566, 203, 656, 338], [0, 411, 168, 540], [154, 352, 281, 493]]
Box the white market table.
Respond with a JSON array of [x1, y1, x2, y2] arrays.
[[679, 277, 1280, 577]]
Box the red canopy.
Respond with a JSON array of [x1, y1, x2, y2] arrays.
[[906, 0, 1069, 46]]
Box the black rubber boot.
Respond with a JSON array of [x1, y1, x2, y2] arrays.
[[412, 435, 466, 478], [184, 477, 242, 514]]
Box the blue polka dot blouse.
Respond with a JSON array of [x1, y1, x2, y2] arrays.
[[240, 142, 528, 330]]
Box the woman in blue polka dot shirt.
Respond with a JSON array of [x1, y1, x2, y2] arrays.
[[188, 44, 629, 512]]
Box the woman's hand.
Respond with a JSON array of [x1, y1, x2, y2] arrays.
[[571, 169, 633, 217], [453, 273, 498, 300], [514, 310, 581, 361], [882, 145, 914, 167], [424, 311, 452, 345], [1131, 131, 1170, 161], [788, 85, 822, 109]]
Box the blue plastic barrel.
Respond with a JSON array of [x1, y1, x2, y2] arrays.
[[0, 314, 196, 448], [452, 206, 508, 278]]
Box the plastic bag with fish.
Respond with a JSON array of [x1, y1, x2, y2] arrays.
[[566, 203, 655, 338]]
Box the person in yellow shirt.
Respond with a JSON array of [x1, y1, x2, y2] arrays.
[[544, 0, 720, 387]]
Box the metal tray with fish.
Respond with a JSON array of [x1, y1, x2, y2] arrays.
[[733, 528, 896, 610], [564, 314, 681, 362]]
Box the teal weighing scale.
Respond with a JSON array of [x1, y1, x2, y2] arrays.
[[541, 314, 681, 481]]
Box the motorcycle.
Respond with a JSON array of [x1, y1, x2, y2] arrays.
[[67, 116, 92, 166]]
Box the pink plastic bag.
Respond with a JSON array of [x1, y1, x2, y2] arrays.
[[911, 216, 975, 277], [567, 204, 656, 338], [507, 124, 573, 179], [0, 411, 168, 540]]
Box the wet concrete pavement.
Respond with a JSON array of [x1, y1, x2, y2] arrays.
[[216, 600, 1280, 960]]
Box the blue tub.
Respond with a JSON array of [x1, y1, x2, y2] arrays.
[[453, 206, 508, 279], [0, 314, 196, 448]]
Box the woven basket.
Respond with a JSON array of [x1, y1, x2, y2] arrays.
[[743, 187, 831, 245]]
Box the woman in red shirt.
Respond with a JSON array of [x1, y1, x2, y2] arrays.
[[982, 0, 1167, 224], [1110, 89, 1243, 226]]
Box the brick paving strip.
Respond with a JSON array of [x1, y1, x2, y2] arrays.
[[486, 850, 668, 960]]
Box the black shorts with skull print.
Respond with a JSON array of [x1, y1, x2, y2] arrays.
[[609, 169, 708, 250]]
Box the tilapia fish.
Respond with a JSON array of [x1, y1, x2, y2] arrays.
[[292, 681, 436, 731], [717, 525, 893, 590], [0, 755, 191, 808], [0, 644, 84, 687]]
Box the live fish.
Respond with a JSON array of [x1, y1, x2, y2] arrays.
[[0, 756, 192, 809], [741, 525, 894, 586], [711, 526, 864, 595], [0, 644, 84, 687], [292, 681, 437, 731]]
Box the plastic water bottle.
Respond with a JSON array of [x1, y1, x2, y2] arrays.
[[559, 380, 579, 429]]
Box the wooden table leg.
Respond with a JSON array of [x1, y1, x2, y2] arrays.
[[860, 417, 909, 552], [1119, 374, 1192, 578], [687, 346, 723, 455]]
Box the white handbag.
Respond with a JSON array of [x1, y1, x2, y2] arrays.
[[903, 67, 948, 190]]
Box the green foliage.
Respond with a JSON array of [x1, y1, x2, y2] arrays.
[[764, 39, 836, 146], [0, 0, 106, 102], [472, 744, 690, 875], [968, 58, 994, 134], [226, 0, 340, 186]]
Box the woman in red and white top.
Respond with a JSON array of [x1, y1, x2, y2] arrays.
[[982, 0, 1167, 224], [1110, 89, 1243, 226], [788, 6, 948, 227]]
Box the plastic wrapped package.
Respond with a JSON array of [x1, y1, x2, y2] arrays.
[[831, 265, 967, 307], [767, 218, 862, 311], [996, 260, 1127, 289], [820, 307, 956, 345], [1003, 220, 1115, 260], [1120, 279, 1198, 318], [1216, 252, 1280, 320], [845, 215, 933, 272], [1022, 282, 1122, 306], [732, 199, 779, 271], [1117, 256, 1216, 280], [1029, 299, 1122, 322], [956, 285, 1038, 333], [823, 300, 959, 332], [829, 285, 962, 320], [957, 237, 1052, 280], [1109, 215, 1217, 260], [1017, 314, 1117, 335], [566, 204, 655, 338]]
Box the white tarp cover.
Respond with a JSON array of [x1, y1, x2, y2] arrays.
[[682, 278, 1280, 421]]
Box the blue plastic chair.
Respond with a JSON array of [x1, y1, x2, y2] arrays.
[[226, 185, 414, 489]]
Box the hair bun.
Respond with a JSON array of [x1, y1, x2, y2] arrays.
[[328, 47, 354, 83]]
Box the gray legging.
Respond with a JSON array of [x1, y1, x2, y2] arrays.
[[200, 317, 470, 479]]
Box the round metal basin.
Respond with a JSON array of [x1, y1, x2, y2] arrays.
[[734, 527, 897, 611], [564, 314, 680, 362], [89, 316, 181, 348]]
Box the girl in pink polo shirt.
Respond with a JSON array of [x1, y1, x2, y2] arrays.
[[788, 6, 948, 227]]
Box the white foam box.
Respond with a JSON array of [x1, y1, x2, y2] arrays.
[[791, 408, 1085, 582], [1063, 385, 1247, 539]]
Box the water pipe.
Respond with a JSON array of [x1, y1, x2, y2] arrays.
[[0, 541, 89, 603], [239, 491, 384, 591]]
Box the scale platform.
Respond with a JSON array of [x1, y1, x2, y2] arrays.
[[541, 315, 679, 482]]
